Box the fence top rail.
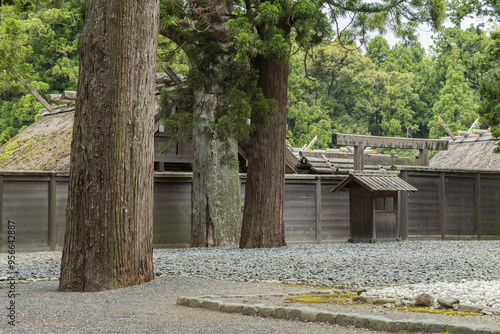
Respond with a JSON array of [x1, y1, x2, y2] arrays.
[[0, 170, 348, 181], [395, 165, 500, 175], [0, 170, 62, 177]]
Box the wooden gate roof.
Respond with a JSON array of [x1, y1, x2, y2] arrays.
[[331, 172, 418, 193]]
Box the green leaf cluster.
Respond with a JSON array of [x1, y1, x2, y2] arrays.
[[0, 1, 84, 144], [479, 29, 500, 148]]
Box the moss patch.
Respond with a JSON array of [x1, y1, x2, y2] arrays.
[[392, 307, 479, 317], [0, 137, 37, 164], [285, 293, 357, 304]]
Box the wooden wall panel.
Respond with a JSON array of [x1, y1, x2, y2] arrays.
[[481, 177, 500, 236], [350, 186, 373, 242], [445, 177, 475, 236], [375, 212, 397, 240], [320, 183, 349, 241], [55, 180, 68, 248], [284, 183, 316, 243], [407, 175, 440, 236], [2, 180, 49, 251], [153, 181, 191, 247]]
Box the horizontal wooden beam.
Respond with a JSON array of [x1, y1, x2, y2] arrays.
[[333, 133, 449, 151]]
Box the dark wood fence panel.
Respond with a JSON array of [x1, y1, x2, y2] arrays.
[[2, 178, 50, 251], [481, 177, 500, 236], [349, 186, 373, 242], [153, 179, 191, 247], [55, 179, 68, 247], [1, 171, 499, 252], [320, 183, 349, 242], [445, 176, 476, 237], [375, 212, 397, 239], [406, 175, 440, 236], [284, 182, 316, 243]]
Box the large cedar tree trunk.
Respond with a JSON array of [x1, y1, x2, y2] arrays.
[[239, 54, 289, 248], [59, 0, 160, 292], [191, 88, 242, 247]]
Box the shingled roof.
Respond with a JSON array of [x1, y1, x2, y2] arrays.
[[331, 171, 418, 193], [430, 141, 500, 170]]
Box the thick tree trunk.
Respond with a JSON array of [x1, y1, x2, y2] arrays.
[[59, 0, 159, 292], [191, 88, 242, 247], [239, 54, 289, 248]]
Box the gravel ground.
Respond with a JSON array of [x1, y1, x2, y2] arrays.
[[152, 241, 500, 287], [1, 240, 499, 333], [0, 277, 378, 333], [4, 241, 499, 287]]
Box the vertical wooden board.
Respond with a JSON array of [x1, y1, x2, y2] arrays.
[[407, 175, 440, 235], [350, 186, 373, 242], [240, 180, 245, 204], [284, 182, 316, 243], [153, 181, 191, 246], [320, 183, 349, 241], [55, 180, 69, 248], [375, 212, 397, 239], [177, 138, 194, 161], [480, 177, 500, 236], [2, 180, 49, 251], [445, 177, 475, 236]]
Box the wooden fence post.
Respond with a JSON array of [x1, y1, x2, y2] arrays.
[[439, 172, 446, 240], [353, 145, 364, 170], [475, 173, 481, 240], [399, 171, 409, 241], [315, 179, 322, 244], [48, 172, 57, 251]]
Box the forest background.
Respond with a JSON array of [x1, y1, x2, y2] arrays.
[[0, 0, 498, 158]]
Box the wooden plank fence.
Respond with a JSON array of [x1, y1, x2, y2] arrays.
[[1, 169, 499, 252]]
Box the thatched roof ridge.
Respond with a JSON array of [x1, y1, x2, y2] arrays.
[[429, 141, 500, 170], [0, 111, 74, 171]]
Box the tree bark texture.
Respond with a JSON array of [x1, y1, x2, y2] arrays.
[[59, 0, 159, 292], [239, 54, 288, 248], [191, 87, 242, 247]]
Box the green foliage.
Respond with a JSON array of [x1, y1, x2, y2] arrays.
[[479, 29, 500, 149], [287, 42, 419, 149], [286, 102, 332, 148], [0, 1, 84, 144], [429, 45, 479, 138], [159, 0, 448, 151], [431, 26, 488, 97]]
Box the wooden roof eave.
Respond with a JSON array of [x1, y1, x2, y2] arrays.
[[330, 173, 418, 193]]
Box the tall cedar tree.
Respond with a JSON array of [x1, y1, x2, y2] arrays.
[[429, 45, 478, 138], [159, 1, 245, 247], [59, 0, 160, 292], [239, 0, 446, 248], [161, 0, 446, 248]]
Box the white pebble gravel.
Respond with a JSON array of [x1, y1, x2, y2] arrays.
[[366, 279, 500, 308]]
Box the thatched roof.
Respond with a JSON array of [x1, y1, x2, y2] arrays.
[[430, 141, 500, 170], [0, 111, 74, 171]]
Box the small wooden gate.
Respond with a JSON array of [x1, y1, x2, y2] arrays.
[[331, 172, 417, 242]]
